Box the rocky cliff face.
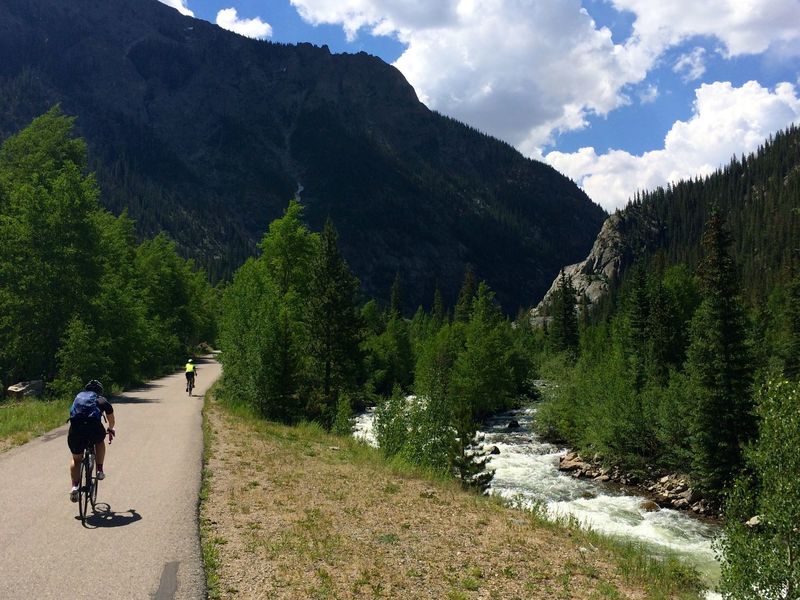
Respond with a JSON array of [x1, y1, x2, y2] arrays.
[[0, 0, 606, 311], [531, 208, 657, 321]]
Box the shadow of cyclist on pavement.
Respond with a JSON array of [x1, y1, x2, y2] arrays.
[[80, 504, 142, 529]]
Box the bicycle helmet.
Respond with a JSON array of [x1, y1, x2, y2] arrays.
[[187, 359, 193, 363], [85, 379, 104, 395]]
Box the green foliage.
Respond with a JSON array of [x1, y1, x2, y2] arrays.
[[306, 219, 363, 427], [548, 270, 579, 355], [454, 266, 477, 323], [53, 317, 112, 396], [374, 385, 409, 459], [362, 312, 414, 397], [218, 202, 367, 428], [373, 280, 531, 487], [0, 108, 216, 394], [684, 212, 754, 498], [717, 379, 800, 599], [331, 392, 354, 437]]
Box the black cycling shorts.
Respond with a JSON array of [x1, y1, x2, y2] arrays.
[[186, 371, 195, 381], [67, 419, 106, 454]]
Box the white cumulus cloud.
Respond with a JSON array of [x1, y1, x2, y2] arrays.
[[216, 8, 273, 39], [289, 0, 800, 156], [611, 0, 800, 57], [158, 0, 194, 17], [292, 0, 654, 152], [545, 81, 800, 211]]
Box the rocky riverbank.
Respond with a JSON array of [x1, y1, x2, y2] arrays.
[[558, 451, 718, 518]]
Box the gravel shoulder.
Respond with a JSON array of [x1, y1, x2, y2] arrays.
[[201, 399, 699, 599]]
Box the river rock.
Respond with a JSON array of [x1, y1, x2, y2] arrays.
[[488, 445, 501, 455], [560, 454, 584, 471], [640, 500, 660, 512], [672, 498, 690, 509], [680, 488, 702, 504], [506, 419, 521, 431]]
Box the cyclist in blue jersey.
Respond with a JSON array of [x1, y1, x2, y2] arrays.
[[67, 380, 115, 502]]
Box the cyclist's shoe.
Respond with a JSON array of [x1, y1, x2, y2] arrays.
[[96, 470, 105, 480], [70, 486, 79, 502]]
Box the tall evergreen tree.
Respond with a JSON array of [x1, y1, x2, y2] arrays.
[[785, 275, 800, 380], [306, 219, 363, 427], [549, 270, 579, 355], [432, 286, 445, 328], [389, 271, 403, 317], [454, 265, 477, 322], [685, 212, 754, 498]]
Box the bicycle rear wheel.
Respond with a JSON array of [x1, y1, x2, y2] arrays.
[[78, 454, 91, 521]]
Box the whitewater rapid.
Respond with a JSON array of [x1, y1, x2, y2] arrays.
[[353, 404, 721, 594]]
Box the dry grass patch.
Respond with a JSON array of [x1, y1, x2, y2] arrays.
[[201, 398, 701, 600]]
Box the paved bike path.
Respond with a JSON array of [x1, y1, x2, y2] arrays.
[[0, 357, 221, 600]]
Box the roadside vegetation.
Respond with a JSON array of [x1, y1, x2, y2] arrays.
[[0, 108, 217, 404], [200, 391, 703, 600], [0, 397, 70, 451]]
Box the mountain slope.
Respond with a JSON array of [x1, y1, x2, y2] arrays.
[[534, 124, 800, 316], [0, 0, 605, 310]]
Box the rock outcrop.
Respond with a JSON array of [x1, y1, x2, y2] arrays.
[[531, 206, 661, 323], [558, 451, 715, 517]]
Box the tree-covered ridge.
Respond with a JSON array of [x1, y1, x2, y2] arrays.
[[621, 124, 800, 301], [0, 0, 606, 311], [0, 108, 217, 395]]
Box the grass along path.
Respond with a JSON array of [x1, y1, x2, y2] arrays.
[[201, 397, 702, 600], [0, 398, 70, 453]]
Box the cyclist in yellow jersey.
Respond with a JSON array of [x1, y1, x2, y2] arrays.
[[185, 359, 197, 392]]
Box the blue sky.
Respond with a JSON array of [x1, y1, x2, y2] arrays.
[[160, 0, 800, 211]]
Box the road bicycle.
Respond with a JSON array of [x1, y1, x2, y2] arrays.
[[76, 442, 99, 523], [187, 373, 195, 397]]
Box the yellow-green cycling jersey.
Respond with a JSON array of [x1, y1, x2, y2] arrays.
[[185, 363, 196, 373]]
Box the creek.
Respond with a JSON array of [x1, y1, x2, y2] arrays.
[[354, 404, 722, 596]]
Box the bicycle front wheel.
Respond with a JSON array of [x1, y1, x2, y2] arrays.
[[90, 468, 98, 508]]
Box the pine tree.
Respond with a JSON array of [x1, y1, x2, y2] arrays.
[[785, 275, 800, 380], [685, 212, 754, 499], [389, 271, 403, 317], [454, 265, 476, 322], [626, 266, 650, 390], [432, 286, 445, 328], [549, 270, 579, 355], [306, 219, 363, 428]]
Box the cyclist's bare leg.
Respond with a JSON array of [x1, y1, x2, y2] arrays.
[[95, 440, 106, 469], [69, 453, 82, 484]]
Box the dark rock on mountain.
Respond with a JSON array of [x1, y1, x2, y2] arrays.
[[0, 0, 607, 310]]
